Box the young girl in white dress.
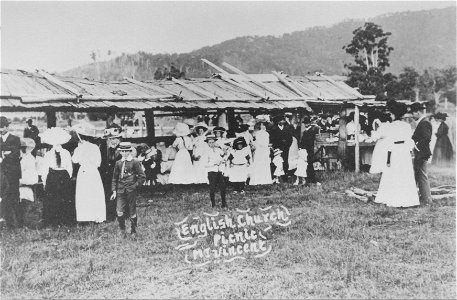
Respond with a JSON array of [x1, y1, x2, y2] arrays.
[[294, 148, 308, 185], [168, 123, 196, 184], [272, 149, 284, 184], [192, 122, 210, 184], [228, 137, 251, 194]]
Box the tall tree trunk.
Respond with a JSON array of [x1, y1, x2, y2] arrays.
[[413, 87, 419, 102]]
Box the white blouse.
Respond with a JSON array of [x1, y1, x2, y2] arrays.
[[42, 147, 73, 184]]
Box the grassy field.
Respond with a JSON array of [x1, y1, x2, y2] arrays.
[[1, 167, 455, 299]]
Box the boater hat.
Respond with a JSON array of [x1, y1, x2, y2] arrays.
[[213, 126, 226, 133], [205, 134, 218, 142], [118, 142, 133, 152], [173, 123, 191, 137]]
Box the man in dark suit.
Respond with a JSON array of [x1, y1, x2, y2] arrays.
[[411, 103, 432, 206], [270, 115, 293, 182], [0, 116, 22, 228], [23, 119, 40, 156]]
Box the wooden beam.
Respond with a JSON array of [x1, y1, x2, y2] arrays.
[[171, 77, 216, 100], [218, 74, 267, 99], [46, 111, 56, 128], [354, 105, 360, 173], [38, 70, 83, 96], [222, 62, 284, 97], [272, 71, 306, 98], [201, 59, 230, 74], [145, 110, 155, 139], [316, 73, 364, 99]]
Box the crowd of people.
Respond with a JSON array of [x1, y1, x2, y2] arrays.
[[0, 103, 454, 236]]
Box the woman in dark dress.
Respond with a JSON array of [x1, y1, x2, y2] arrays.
[[432, 112, 454, 167]]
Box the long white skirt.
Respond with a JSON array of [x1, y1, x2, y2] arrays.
[[249, 147, 272, 185], [193, 158, 209, 184], [75, 165, 106, 222], [375, 144, 419, 207], [168, 149, 196, 184], [370, 138, 388, 174]]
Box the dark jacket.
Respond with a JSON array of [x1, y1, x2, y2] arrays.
[[412, 117, 432, 161], [23, 125, 39, 140], [111, 159, 146, 193], [270, 125, 293, 151], [0, 133, 22, 180]]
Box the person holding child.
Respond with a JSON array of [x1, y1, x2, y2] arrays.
[[110, 142, 145, 239], [228, 137, 251, 194]]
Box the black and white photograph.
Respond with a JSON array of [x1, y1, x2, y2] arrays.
[[1, 0, 456, 298]]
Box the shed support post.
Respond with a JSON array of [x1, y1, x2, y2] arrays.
[[226, 109, 236, 131], [354, 105, 360, 173], [46, 111, 56, 128], [145, 110, 155, 140]]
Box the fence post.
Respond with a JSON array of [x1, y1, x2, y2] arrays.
[[354, 105, 360, 173]]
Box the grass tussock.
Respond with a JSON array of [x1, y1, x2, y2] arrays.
[[1, 167, 455, 299]]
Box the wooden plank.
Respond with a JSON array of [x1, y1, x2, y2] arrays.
[[171, 77, 216, 100], [218, 74, 266, 99], [38, 70, 83, 96], [354, 105, 360, 173], [316, 73, 364, 99], [201, 59, 230, 74], [123, 77, 178, 97], [222, 62, 284, 97]]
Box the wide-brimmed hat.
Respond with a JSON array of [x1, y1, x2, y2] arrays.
[[194, 122, 209, 131], [103, 127, 122, 139], [40, 127, 71, 146], [233, 137, 247, 148], [21, 138, 36, 149], [173, 123, 191, 137], [72, 121, 97, 137], [118, 142, 134, 152], [205, 134, 218, 142], [272, 115, 286, 124], [183, 118, 196, 128], [213, 126, 226, 133], [145, 147, 157, 158], [434, 112, 448, 120], [0, 116, 11, 128]]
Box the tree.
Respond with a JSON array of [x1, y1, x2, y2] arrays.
[[343, 23, 395, 99], [419, 66, 457, 106], [397, 67, 420, 101]]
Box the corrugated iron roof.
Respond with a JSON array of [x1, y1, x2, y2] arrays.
[[1, 68, 374, 112]]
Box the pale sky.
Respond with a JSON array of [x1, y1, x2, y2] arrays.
[[1, 1, 455, 73]]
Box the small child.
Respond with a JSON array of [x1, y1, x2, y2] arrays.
[[110, 142, 146, 239], [272, 149, 284, 184], [294, 148, 308, 185], [227, 137, 250, 194]]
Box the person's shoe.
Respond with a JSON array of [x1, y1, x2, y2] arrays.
[[293, 181, 299, 186], [316, 182, 322, 186], [233, 191, 238, 194], [240, 190, 245, 195]]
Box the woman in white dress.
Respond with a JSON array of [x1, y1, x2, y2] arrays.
[[168, 123, 196, 184], [72, 137, 106, 223], [249, 122, 272, 185], [369, 113, 391, 174], [375, 102, 419, 207], [192, 122, 210, 184]]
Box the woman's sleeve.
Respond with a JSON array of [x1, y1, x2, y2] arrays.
[[42, 152, 51, 185], [65, 150, 73, 177], [94, 144, 102, 168], [72, 145, 81, 164]]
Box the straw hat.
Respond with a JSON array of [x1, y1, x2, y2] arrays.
[[72, 121, 96, 137], [21, 138, 36, 149], [183, 118, 196, 128], [233, 137, 247, 148], [194, 122, 209, 131], [205, 134, 218, 142], [40, 127, 71, 146], [213, 126, 226, 133], [173, 123, 191, 137], [118, 142, 134, 152]]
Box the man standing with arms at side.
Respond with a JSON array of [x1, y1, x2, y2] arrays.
[[0, 116, 22, 228], [410, 103, 432, 206]]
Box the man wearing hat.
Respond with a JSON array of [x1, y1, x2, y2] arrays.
[[110, 142, 145, 239], [410, 102, 432, 206], [100, 128, 123, 221], [270, 115, 293, 182], [23, 119, 40, 156], [0, 116, 22, 228]]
